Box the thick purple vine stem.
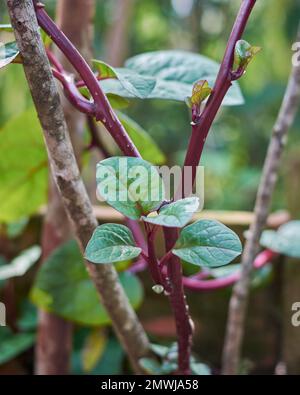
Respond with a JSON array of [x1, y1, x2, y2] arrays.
[[163, 227, 193, 375], [168, 0, 257, 372], [177, 0, 257, 197], [51, 68, 95, 115]]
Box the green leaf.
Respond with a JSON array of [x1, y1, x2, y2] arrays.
[[107, 94, 129, 109], [99, 50, 243, 105], [0, 108, 48, 223], [260, 221, 300, 258], [117, 112, 165, 165], [17, 301, 37, 332], [85, 223, 141, 264], [149, 342, 211, 375], [142, 197, 199, 228], [234, 40, 261, 69], [96, 156, 165, 220], [0, 41, 20, 69], [79, 87, 130, 109], [0, 246, 41, 281], [150, 343, 169, 357], [172, 220, 242, 268], [190, 80, 212, 106], [6, 217, 29, 238], [90, 335, 124, 375], [72, 331, 124, 375], [0, 327, 35, 365], [30, 240, 144, 326], [92, 60, 117, 79], [93, 60, 156, 99]]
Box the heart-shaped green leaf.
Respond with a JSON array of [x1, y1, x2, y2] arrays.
[[260, 221, 300, 258], [98, 50, 244, 105], [85, 223, 141, 264], [93, 60, 156, 99], [30, 240, 144, 326], [96, 156, 165, 220], [172, 219, 242, 267], [142, 197, 199, 228]]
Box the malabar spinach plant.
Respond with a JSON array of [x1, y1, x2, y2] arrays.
[[2, 0, 260, 374]]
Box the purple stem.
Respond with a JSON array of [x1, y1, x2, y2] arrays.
[[176, 0, 257, 198], [126, 218, 149, 273], [183, 249, 277, 292], [163, 227, 192, 375], [145, 225, 169, 289], [46, 48, 64, 73], [162, 0, 257, 372], [52, 68, 94, 115], [127, 218, 148, 252]]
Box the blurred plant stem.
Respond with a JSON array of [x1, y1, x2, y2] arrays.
[[36, 0, 95, 375], [222, 26, 300, 375], [104, 0, 135, 67]]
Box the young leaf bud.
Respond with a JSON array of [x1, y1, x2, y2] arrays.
[[187, 80, 212, 123], [191, 80, 212, 106], [234, 39, 261, 70]]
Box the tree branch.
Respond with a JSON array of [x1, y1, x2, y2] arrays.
[[222, 27, 300, 375], [35, 0, 97, 375], [7, 0, 149, 374]]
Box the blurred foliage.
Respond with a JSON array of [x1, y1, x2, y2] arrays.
[[30, 240, 144, 326], [72, 328, 124, 375], [0, 109, 47, 223]]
